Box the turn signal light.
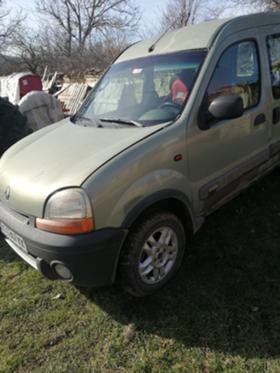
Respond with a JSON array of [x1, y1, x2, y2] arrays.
[[36, 217, 94, 235]]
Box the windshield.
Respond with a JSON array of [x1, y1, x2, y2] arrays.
[[78, 49, 207, 127]]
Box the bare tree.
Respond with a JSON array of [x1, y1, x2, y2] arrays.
[[6, 20, 130, 76], [0, 0, 24, 49], [250, 0, 280, 9], [0, 0, 138, 76], [0, 0, 26, 74], [159, 0, 224, 31], [11, 31, 46, 74], [36, 0, 140, 57], [229, 0, 280, 17], [160, 0, 201, 31], [87, 29, 129, 69]]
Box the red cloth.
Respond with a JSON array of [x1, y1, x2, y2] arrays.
[[19, 75, 43, 99], [171, 79, 189, 104]]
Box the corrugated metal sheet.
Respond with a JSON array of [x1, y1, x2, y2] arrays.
[[56, 83, 89, 115]]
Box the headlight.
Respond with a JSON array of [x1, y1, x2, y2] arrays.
[[36, 188, 94, 235]]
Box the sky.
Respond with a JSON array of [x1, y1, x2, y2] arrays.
[[9, 0, 259, 39], [10, 0, 170, 30]]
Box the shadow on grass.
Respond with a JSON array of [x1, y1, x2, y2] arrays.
[[86, 170, 280, 358], [0, 235, 19, 262]]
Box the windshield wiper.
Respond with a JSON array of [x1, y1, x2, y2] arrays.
[[100, 118, 143, 128], [74, 116, 103, 127]]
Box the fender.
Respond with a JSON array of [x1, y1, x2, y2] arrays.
[[121, 189, 197, 233]]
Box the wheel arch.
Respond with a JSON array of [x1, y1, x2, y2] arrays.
[[121, 189, 196, 236]]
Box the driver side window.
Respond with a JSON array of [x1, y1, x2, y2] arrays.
[[207, 40, 260, 110]]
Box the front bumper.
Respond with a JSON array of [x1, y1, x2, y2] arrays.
[[0, 202, 128, 287]]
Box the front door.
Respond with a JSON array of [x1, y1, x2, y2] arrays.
[[187, 34, 270, 215], [265, 30, 280, 161]]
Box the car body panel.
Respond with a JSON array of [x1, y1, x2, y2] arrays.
[[0, 118, 165, 217], [117, 13, 280, 63], [82, 120, 195, 230], [186, 27, 271, 215], [117, 20, 226, 62]]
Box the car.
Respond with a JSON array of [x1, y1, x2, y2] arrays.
[[0, 12, 279, 297]]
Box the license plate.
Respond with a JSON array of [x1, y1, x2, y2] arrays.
[[0, 223, 27, 253]]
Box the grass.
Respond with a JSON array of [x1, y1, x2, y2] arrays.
[[2, 170, 280, 372]]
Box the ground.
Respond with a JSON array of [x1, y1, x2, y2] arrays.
[[1, 170, 280, 373]]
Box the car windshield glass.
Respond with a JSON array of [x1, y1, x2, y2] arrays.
[[78, 50, 207, 126]]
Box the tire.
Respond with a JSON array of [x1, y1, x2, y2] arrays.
[[119, 211, 186, 297]]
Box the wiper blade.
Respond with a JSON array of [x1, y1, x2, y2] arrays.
[[74, 116, 103, 127], [100, 118, 143, 128]]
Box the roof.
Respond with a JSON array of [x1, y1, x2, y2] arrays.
[[117, 12, 280, 62]]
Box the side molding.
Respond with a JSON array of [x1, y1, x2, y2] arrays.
[[199, 149, 269, 200]]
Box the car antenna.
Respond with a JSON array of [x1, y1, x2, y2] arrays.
[[148, 24, 174, 53]]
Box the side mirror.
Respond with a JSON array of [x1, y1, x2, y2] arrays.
[[208, 95, 244, 120]]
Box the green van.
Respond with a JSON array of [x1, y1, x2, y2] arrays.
[[1, 12, 280, 296]]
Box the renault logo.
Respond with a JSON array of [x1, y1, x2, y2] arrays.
[[4, 186, 10, 200]]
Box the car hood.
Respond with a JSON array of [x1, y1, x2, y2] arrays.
[[0, 118, 164, 217]]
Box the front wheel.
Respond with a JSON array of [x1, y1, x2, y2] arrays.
[[119, 212, 186, 297]]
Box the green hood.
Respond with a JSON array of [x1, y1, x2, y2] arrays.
[[0, 118, 163, 217]]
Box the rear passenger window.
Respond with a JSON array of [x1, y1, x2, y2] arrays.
[[207, 41, 260, 110], [267, 35, 280, 99]]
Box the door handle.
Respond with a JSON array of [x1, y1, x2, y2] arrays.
[[273, 107, 280, 125], [254, 113, 266, 126]]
